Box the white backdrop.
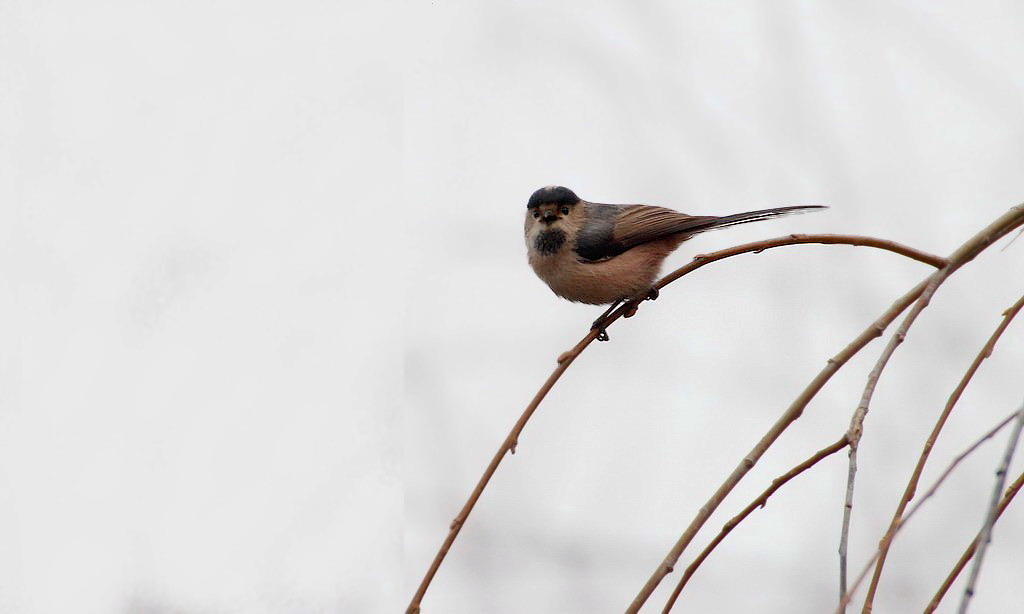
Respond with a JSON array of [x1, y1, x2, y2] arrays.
[[3, 1, 1024, 613]]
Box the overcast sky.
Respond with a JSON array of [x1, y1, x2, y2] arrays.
[[3, 2, 1024, 613]]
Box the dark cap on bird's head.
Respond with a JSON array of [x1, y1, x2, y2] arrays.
[[527, 186, 580, 209]]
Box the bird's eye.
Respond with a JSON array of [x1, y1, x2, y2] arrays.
[[532, 210, 540, 219], [560, 206, 570, 215]]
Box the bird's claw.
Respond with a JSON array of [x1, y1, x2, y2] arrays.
[[595, 329, 610, 342]]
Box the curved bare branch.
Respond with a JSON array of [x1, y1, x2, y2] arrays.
[[406, 233, 943, 613], [662, 436, 850, 613], [840, 291, 1024, 611], [628, 205, 1024, 614]]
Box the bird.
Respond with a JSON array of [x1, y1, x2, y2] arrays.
[[524, 185, 826, 340]]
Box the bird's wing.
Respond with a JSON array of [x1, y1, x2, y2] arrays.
[[574, 203, 826, 262], [574, 204, 715, 262], [611, 205, 718, 247]]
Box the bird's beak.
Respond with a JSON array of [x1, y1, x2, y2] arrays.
[[541, 210, 558, 223]]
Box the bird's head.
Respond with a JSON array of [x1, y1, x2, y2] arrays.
[[526, 186, 582, 227]]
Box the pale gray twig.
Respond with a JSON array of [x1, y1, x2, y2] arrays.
[[925, 470, 1024, 612], [836, 409, 1023, 612], [841, 273, 955, 611], [958, 402, 1024, 613]]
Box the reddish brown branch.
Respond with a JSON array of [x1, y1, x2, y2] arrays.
[[843, 291, 1024, 611], [405, 234, 946, 614], [925, 470, 1024, 612], [404, 332, 598, 614], [662, 436, 850, 613], [657, 234, 947, 288], [628, 206, 1024, 614]]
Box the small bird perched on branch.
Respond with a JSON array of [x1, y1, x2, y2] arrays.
[[524, 185, 826, 340]]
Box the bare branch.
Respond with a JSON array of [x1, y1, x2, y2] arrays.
[[841, 291, 1024, 611], [838, 439, 857, 606], [626, 278, 929, 613], [656, 234, 947, 288], [926, 470, 1024, 612], [837, 408, 1023, 612], [405, 233, 942, 613], [629, 205, 1024, 614], [958, 403, 1024, 612], [404, 332, 597, 614], [662, 436, 850, 613], [840, 273, 947, 611]]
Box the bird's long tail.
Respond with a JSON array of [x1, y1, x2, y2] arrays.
[[687, 205, 827, 235]]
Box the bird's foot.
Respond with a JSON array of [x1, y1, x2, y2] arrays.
[[590, 318, 611, 342], [646, 287, 660, 301]]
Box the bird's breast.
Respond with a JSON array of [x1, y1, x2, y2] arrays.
[[533, 228, 567, 255], [527, 237, 679, 305]]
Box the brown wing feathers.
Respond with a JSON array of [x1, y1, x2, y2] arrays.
[[610, 205, 718, 248], [574, 203, 824, 262]]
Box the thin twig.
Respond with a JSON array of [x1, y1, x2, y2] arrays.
[[926, 470, 1024, 612], [628, 205, 1024, 614], [405, 234, 943, 613], [958, 403, 1024, 613], [662, 436, 850, 613], [858, 205, 1024, 613], [657, 234, 947, 289], [840, 273, 947, 611], [839, 439, 857, 605], [836, 409, 1023, 612], [843, 291, 1024, 611], [404, 332, 598, 614]]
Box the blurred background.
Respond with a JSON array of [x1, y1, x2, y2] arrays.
[[3, 1, 1024, 613]]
